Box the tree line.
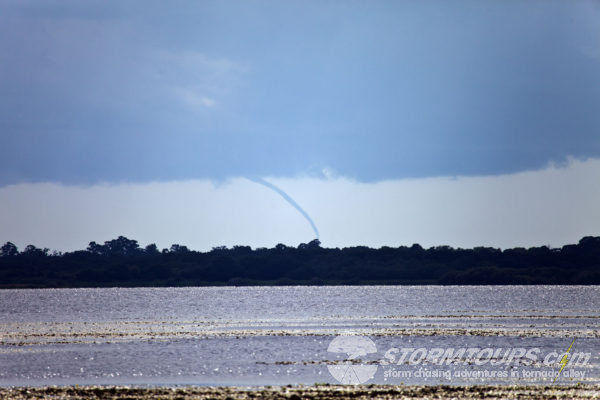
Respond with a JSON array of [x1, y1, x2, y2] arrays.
[[1, 236, 599, 287]]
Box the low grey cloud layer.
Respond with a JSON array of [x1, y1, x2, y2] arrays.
[[1, 1, 599, 185]]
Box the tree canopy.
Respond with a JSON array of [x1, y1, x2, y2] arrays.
[[0, 236, 599, 287]]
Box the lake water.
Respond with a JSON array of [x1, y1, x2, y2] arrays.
[[1, 286, 599, 386]]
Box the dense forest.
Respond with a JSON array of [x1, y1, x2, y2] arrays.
[[1, 236, 599, 287]]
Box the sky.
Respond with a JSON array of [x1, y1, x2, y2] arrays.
[[1, 0, 599, 251]]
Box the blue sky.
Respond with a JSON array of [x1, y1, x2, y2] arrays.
[[1, 1, 599, 250]]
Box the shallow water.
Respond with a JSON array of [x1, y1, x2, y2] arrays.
[[1, 286, 599, 386]]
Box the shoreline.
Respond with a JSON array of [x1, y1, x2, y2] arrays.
[[1, 384, 599, 399]]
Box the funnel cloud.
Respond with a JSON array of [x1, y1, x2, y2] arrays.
[[247, 177, 319, 240]]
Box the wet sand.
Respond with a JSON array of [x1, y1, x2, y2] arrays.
[[1, 384, 600, 399], [2, 315, 599, 347]]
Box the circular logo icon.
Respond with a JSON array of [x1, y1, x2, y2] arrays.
[[327, 335, 378, 384]]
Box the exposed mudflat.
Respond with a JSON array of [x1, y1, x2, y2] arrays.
[[1, 384, 599, 400], [2, 315, 599, 346]]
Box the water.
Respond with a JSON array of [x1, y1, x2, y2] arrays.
[[1, 286, 599, 386]]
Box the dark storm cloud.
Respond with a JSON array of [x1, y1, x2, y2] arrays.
[[1, 0, 599, 185]]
